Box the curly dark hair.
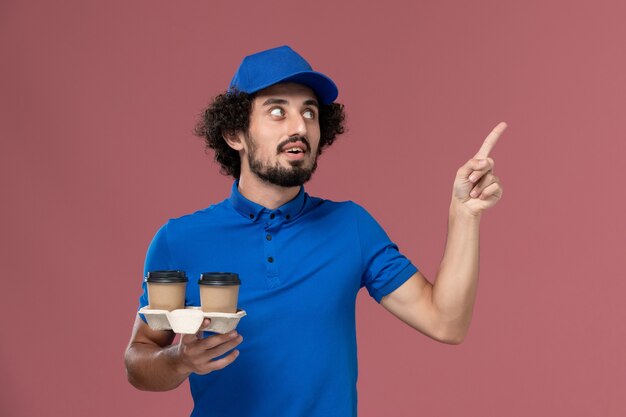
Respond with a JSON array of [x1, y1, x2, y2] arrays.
[[194, 90, 346, 179]]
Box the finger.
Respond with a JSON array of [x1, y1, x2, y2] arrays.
[[205, 350, 240, 373], [478, 182, 503, 200], [475, 122, 507, 159], [468, 157, 495, 182], [204, 335, 243, 361], [470, 174, 498, 198], [461, 157, 494, 181], [197, 330, 240, 350]]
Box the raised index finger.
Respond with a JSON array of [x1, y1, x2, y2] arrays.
[[475, 121, 507, 158]]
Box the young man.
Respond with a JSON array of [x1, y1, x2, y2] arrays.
[[124, 45, 506, 417]]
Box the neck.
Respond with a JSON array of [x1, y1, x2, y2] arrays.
[[237, 171, 301, 210]]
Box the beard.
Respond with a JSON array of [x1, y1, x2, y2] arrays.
[[244, 133, 319, 187]]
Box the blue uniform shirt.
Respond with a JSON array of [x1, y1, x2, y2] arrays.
[[138, 180, 418, 417]]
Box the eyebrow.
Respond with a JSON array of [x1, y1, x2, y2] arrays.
[[262, 98, 319, 108]]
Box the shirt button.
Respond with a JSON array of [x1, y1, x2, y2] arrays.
[[286, 214, 291, 220], [249, 214, 254, 219], [267, 257, 274, 263], [270, 213, 275, 219], [266, 234, 272, 241]]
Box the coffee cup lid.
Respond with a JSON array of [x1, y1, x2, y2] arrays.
[[145, 270, 188, 283], [199, 272, 241, 286]]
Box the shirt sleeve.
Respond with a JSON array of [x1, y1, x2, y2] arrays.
[[352, 202, 419, 303], [137, 222, 174, 323]]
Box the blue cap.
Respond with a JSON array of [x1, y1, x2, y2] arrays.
[[228, 45, 339, 105]]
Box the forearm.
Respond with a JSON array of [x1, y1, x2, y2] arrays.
[[432, 200, 482, 341], [125, 342, 190, 391]]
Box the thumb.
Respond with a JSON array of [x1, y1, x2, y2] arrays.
[[197, 318, 211, 338], [181, 318, 211, 344], [200, 317, 211, 330]]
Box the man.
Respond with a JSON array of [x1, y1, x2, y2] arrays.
[[124, 45, 506, 417]]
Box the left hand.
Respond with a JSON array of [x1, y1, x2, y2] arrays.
[[452, 122, 507, 217]]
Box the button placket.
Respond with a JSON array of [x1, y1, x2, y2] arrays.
[[263, 222, 279, 288]]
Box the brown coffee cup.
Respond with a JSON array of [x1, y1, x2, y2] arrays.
[[145, 270, 188, 311], [199, 272, 241, 313]]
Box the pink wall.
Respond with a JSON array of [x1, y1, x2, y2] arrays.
[[1, 1, 625, 416]]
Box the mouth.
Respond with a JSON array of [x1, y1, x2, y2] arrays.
[[282, 149, 306, 161], [280, 141, 308, 161]]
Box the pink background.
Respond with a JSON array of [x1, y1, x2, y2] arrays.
[[1, 1, 625, 416]]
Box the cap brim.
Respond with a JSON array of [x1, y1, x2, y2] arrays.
[[247, 71, 339, 105]]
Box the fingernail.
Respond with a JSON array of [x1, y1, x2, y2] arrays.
[[229, 331, 238, 338], [469, 175, 477, 182]]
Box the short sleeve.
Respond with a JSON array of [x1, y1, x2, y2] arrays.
[[352, 203, 419, 303], [137, 222, 174, 322]]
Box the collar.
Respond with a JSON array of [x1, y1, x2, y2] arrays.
[[228, 179, 307, 223]]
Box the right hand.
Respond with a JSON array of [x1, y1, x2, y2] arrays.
[[176, 318, 243, 375]]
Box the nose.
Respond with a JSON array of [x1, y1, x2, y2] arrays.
[[286, 112, 307, 138]]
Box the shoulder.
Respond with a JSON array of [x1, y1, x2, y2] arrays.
[[303, 194, 369, 221], [326, 198, 374, 220], [160, 198, 230, 233], [306, 193, 365, 212]]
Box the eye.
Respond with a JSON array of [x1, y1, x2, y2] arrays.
[[270, 108, 285, 117], [303, 109, 316, 119]]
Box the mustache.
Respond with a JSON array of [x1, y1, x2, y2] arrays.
[[277, 136, 310, 153]]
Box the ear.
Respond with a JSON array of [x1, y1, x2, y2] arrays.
[[223, 130, 245, 151]]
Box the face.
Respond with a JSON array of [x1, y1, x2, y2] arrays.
[[237, 82, 322, 187]]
